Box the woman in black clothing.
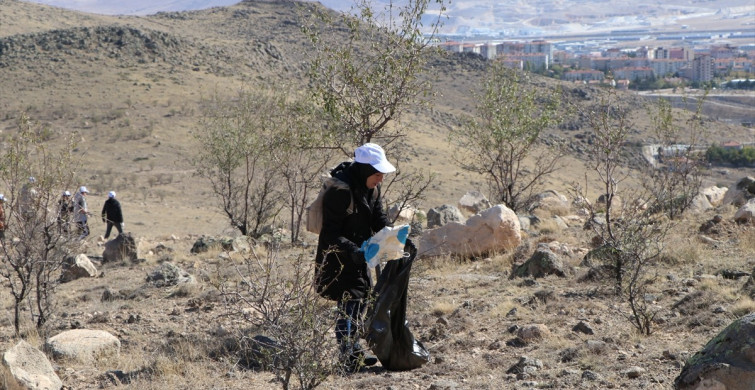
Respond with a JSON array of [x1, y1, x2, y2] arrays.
[[315, 143, 395, 371]]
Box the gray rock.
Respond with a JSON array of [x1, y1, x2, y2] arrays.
[[146, 262, 195, 287], [60, 254, 97, 282], [458, 191, 491, 214], [572, 321, 594, 335], [3, 340, 62, 390], [45, 329, 120, 363], [734, 198, 755, 224], [102, 232, 138, 263], [675, 313, 755, 389], [512, 248, 569, 278], [722, 176, 755, 207], [623, 366, 646, 378], [419, 205, 521, 258], [190, 235, 234, 254], [426, 204, 464, 228]]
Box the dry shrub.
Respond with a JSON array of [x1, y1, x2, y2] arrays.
[[739, 228, 755, 253], [431, 301, 456, 316], [731, 297, 755, 318], [534, 217, 565, 234]]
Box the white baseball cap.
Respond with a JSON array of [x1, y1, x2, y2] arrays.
[[79, 186, 88, 193], [63, 190, 71, 196], [354, 143, 395, 174], [108, 191, 116, 198]]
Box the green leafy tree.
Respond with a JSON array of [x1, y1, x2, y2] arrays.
[[451, 64, 564, 212], [302, 0, 446, 147]]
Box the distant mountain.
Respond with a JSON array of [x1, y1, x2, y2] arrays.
[[23, 0, 243, 15], [23, 0, 755, 38]]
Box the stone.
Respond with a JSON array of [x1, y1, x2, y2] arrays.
[[623, 366, 645, 378], [675, 313, 755, 389], [146, 262, 195, 287], [426, 204, 464, 228], [700, 186, 727, 207], [734, 198, 755, 224], [688, 193, 713, 213], [388, 204, 417, 224], [3, 340, 62, 390], [190, 235, 233, 254], [722, 176, 755, 207], [102, 232, 138, 263], [418, 205, 521, 258], [458, 191, 491, 214], [60, 254, 97, 283], [516, 324, 550, 343], [528, 190, 569, 212], [512, 248, 570, 278], [572, 321, 594, 335], [45, 329, 120, 362]]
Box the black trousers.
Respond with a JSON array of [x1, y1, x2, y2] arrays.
[[104, 222, 123, 239]]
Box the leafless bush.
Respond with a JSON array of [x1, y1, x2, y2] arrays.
[[217, 247, 337, 390], [0, 113, 83, 335]]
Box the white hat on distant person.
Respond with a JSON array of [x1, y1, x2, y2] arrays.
[[354, 143, 396, 174], [63, 190, 71, 196], [108, 191, 116, 198], [79, 186, 88, 194]]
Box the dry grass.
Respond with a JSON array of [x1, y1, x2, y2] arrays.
[[0, 1, 753, 390]]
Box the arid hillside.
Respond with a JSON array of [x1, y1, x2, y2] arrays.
[[0, 1, 754, 390]]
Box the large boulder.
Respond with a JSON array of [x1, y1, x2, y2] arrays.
[[512, 246, 570, 278], [700, 186, 728, 207], [102, 233, 137, 263], [426, 204, 464, 229], [675, 313, 755, 389], [60, 254, 97, 283], [734, 199, 755, 224], [3, 340, 62, 390], [688, 193, 713, 213], [419, 205, 521, 258], [722, 176, 755, 207], [458, 191, 492, 214], [45, 329, 120, 363]]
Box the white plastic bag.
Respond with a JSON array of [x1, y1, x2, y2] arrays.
[[360, 225, 410, 268]]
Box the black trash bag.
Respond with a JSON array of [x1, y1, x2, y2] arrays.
[[365, 241, 429, 371]]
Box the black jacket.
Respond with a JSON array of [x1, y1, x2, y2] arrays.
[[315, 162, 390, 301], [101, 198, 123, 224]]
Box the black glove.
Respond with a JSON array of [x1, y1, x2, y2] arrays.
[[351, 250, 367, 266]]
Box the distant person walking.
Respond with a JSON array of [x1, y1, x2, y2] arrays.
[[101, 191, 123, 239], [73, 186, 90, 239], [19, 176, 38, 220], [57, 190, 73, 234], [0, 194, 6, 240]]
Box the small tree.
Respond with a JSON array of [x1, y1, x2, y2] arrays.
[[302, 0, 446, 146], [0, 114, 82, 334], [194, 88, 287, 237], [451, 64, 564, 212], [643, 93, 706, 219], [577, 87, 706, 335], [302, 0, 445, 220], [219, 247, 337, 390]]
